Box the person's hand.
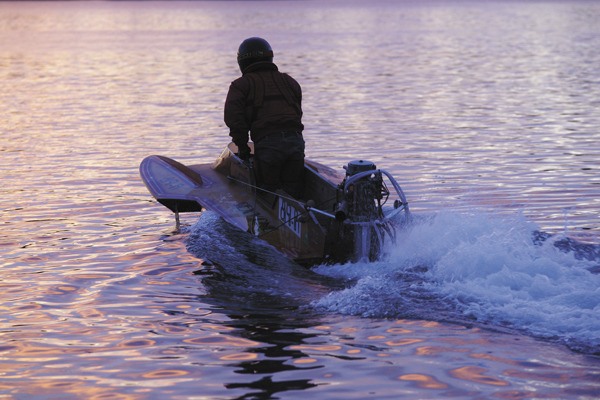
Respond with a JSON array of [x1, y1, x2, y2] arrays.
[[237, 143, 251, 161]]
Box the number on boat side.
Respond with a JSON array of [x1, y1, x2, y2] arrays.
[[278, 198, 301, 237]]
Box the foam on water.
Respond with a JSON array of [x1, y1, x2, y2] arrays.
[[312, 211, 600, 353], [185, 212, 336, 308]]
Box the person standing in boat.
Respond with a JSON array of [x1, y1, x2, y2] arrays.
[[224, 37, 305, 199]]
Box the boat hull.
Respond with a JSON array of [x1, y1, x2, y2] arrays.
[[140, 143, 409, 266], [141, 144, 346, 265]]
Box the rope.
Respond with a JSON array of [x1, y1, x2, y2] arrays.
[[227, 174, 337, 237], [227, 175, 299, 204]]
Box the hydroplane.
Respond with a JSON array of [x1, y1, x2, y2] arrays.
[[140, 143, 410, 266]]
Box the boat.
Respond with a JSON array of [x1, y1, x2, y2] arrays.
[[139, 143, 410, 266]]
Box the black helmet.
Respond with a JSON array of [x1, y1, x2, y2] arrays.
[[237, 37, 274, 72]]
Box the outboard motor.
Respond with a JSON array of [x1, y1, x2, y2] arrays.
[[335, 160, 381, 221], [331, 160, 395, 262]]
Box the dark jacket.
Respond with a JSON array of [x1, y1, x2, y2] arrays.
[[224, 62, 303, 146]]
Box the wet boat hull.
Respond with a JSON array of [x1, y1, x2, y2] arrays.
[[140, 143, 409, 265]]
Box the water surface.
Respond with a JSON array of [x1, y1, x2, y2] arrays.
[[1, 1, 599, 398]]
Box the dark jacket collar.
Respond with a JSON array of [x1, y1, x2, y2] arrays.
[[242, 62, 278, 75]]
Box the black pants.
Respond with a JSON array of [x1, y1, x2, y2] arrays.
[[254, 133, 305, 199]]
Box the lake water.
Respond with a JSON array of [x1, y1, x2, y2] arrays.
[[1, 0, 599, 398]]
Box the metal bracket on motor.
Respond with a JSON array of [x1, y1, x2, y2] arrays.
[[343, 168, 410, 216], [302, 167, 410, 224]]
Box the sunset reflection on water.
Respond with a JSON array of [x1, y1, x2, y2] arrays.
[[1, 0, 599, 398]]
